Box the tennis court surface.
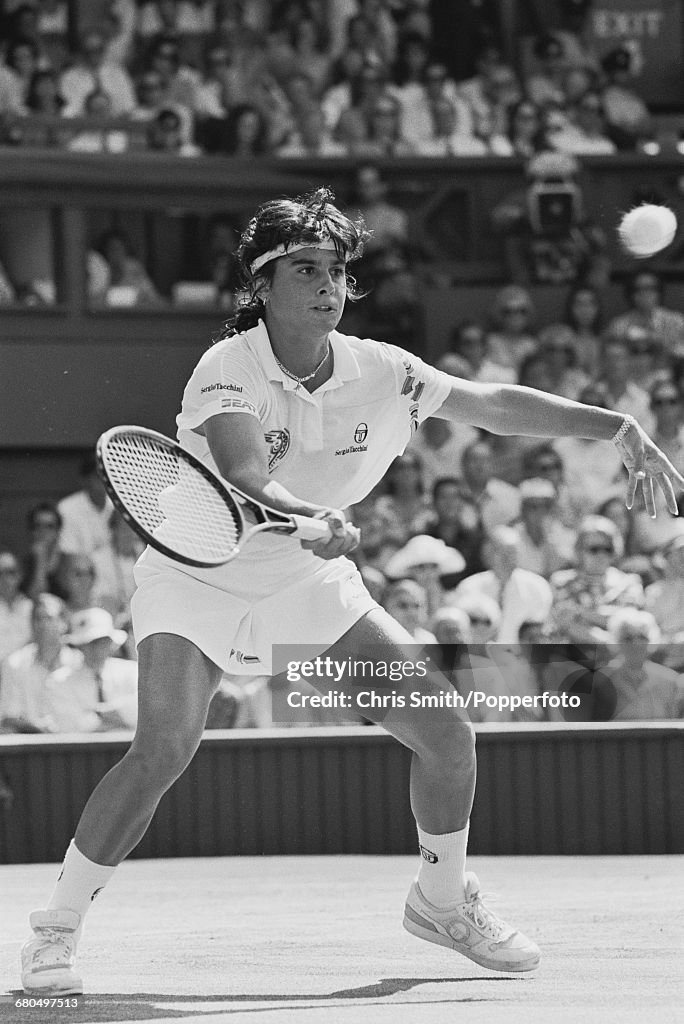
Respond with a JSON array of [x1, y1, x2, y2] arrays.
[[2, 854, 682, 1024]]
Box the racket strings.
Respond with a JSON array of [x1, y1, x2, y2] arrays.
[[105, 434, 242, 562]]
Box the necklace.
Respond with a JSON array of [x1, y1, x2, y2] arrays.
[[274, 342, 330, 385]]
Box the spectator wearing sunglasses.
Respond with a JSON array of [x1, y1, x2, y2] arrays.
[[606, 271, 684, 361], [21, 502, 64, 603], [445, 525, 553, 644], [522, 443, 575, 529], [485, 285, 538, 373], [595, 494, 652, 580], [537, 322, 589, 401], [648, 379, 684, 460], [438, 595, 548, 725], [550, 515, 644, 644]]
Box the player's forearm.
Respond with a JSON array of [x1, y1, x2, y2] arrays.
[[227, 465, 334, 519], [456, 383, 626, 439]]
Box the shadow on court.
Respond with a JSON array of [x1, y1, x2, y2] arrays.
[[3, 978, 518, 1022]]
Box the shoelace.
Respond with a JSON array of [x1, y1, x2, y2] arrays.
[[463, 891, 507, 940], [29, 930, 73, 967]]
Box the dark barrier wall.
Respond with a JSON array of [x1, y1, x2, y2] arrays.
[[1, 723, 682, 863]]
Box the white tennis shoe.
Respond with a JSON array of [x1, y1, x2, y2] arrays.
[[21, 910, 83, 995], [403, 872, 541, 972]]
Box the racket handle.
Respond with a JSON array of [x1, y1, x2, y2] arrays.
[[290, 515, 333, 541]]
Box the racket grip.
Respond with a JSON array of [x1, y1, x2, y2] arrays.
[[290, 515, 333, 541]]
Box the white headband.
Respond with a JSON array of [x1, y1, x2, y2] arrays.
[[249, 238, 338, 274]]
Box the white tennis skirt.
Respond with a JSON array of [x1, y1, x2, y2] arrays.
[[131, 546, 378, 675]]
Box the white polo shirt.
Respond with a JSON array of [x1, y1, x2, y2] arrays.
[[165, 320, 452, 596]]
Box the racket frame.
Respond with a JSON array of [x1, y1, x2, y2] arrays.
[[96, 425, 330, 568]]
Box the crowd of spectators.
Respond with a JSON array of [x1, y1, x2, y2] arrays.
[[334, 260, 684, 726], [0, 1, 666, 159], [2, 266, 684, 731], [0, 3, 683, 731]]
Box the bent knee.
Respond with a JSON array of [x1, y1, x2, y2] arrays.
[[428, 714, 476, 766], [398, 709, 476, 767], [126, 731, 200, 785]]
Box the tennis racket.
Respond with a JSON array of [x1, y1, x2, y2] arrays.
[[96, 425, 331, 568]]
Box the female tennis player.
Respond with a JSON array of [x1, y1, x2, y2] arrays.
[[22, 188, 684, 994]]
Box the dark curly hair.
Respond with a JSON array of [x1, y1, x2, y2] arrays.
[[219, 187, 370, 338]]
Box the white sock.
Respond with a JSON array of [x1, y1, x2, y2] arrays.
[[47, 840, 116, 919], [416, 823, 469, 908]]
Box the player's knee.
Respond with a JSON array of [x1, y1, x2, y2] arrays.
[[127, 728, 200, 788], [418, 712, 476, 772]]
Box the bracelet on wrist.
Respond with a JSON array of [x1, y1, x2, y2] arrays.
[[611, 415, 635, 447]]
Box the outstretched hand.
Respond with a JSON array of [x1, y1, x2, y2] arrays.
[[616, 418, 684, 518]]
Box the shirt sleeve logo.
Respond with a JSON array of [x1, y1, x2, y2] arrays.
[[264, 428, 290, 471], [354, 422, 368, 444], [401, 361, 425, 401]]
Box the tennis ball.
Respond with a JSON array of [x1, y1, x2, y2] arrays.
[[617, 204, 677, 258]]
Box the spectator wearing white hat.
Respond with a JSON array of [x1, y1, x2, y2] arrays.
[[446, 593, 500, 646], [512, 478, 576, 578], [45, 608, 138, 733], [384, 534, 466, 621]]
